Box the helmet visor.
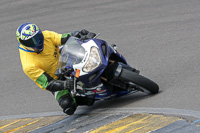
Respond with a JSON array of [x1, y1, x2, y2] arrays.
[[19, 31, 44, 49]]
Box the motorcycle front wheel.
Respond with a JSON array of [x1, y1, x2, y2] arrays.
[[119, 68, 159, 94]]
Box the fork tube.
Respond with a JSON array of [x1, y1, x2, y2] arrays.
[[74, 77, 77, 94]]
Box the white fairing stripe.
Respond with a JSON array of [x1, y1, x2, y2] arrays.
[[73, 40, 99, 76]]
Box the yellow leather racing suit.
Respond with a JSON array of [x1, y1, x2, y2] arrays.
[[18, 30, 71, 101]]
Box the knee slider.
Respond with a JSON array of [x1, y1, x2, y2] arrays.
[[58, 95, 73, 109], [58, 95, 77, 115]]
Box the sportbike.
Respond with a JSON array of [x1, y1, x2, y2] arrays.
[[55, 35, 159, 102]]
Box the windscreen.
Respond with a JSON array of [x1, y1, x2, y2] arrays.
[[56, 37, 85, 74]]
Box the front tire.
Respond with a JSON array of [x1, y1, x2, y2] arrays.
[[119, 68, 159, 94]]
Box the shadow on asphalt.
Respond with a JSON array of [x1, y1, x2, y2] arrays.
[[76, 90, 163, 115]]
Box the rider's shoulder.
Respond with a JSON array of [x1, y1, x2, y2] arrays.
[[42, 30, 53, 36], [42, 30, 60, 39]]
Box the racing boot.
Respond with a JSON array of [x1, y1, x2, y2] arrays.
[[58, 92, 77, 115]]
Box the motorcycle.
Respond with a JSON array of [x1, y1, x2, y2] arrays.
[[55, 34, 159, 101]]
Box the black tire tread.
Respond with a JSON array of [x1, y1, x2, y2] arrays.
[[120, 68, 159, 94]]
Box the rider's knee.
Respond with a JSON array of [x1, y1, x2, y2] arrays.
[[58, 94, 77, 115]]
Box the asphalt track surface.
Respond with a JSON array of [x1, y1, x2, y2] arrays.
[[1, 0, 200, 132]]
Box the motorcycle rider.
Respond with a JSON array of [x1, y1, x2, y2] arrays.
[[16, 23, 95, 115]]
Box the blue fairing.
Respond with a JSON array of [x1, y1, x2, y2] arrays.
[[77, 39, 127, 85], [77, 39, 130, 99], [57, 37, 132, 100]]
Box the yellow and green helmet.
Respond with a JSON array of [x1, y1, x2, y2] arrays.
[[16, 23, 44, 52]]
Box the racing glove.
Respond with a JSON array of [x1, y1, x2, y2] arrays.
[[72, 29, 96, 40], [46, 78, 74, 92]]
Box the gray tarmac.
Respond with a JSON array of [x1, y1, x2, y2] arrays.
[[1, 0, 200, 129]]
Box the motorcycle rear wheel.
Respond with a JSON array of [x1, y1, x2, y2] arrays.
[[119, 68, 159, 94]]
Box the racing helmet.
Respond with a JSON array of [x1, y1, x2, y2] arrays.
[[16, 23, 44, 53]]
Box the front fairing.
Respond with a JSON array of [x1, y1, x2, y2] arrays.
[[56, 37, 107, 86], [56, 36, 127, 87]]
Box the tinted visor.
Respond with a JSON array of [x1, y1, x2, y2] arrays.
[[19, 31, 44, 49]]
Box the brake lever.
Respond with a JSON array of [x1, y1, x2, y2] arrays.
[[93, 33, 100, 39]]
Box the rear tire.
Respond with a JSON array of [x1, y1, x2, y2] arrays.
[[119, 68, 159, 94]]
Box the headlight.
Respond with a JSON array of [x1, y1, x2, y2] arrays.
[[83, 47, 101, 72]]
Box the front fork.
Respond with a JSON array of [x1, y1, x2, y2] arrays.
[[72, 77, 77, 97], [70, 75, 95, 98], [101, 61, 139, 90]]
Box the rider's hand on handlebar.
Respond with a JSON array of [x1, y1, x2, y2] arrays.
[[82, 29, 96, 39], [72, 29, 96, 40], [86, 32, 96, 39]]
